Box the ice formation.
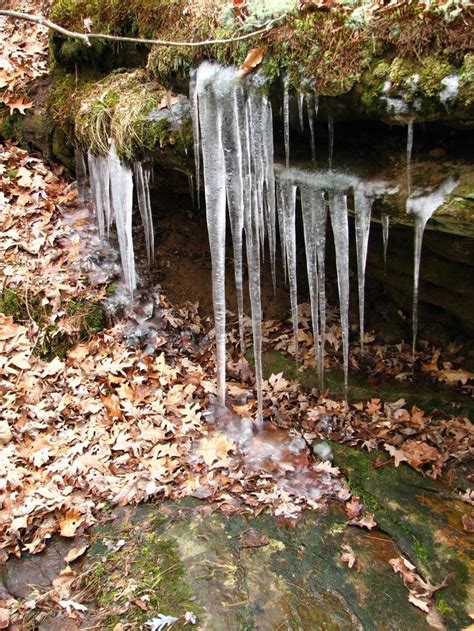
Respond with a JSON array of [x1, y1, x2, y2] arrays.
[[134, 162, 155, 267], [406, 175, 458, 356]]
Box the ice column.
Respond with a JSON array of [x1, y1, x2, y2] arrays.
[[109, 143, 136, 295], [328, 190, 350, 393], [406, 176, 458, 357], [354, 186, 373, 349], [134, 162, 154, 267], [88, 152, 111, 238]]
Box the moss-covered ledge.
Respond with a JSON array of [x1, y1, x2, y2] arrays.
[[48, 0, 473, 126], [45, 69, 193, 168]]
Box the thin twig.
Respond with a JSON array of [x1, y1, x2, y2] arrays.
[[0, 10, 285, 47]]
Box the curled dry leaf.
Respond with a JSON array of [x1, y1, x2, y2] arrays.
[[236, 47, 266, 79], [341, 544, 357, 569], [64, 543, 89, 563]]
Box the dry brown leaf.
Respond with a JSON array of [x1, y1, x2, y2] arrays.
[[341, 544, 357, 569], [236, 47, 267, 79], [196, 433, 236, 469], [401, 441, 439, 469], [58, 509, 84, 538], [64, 543, 89, 563]]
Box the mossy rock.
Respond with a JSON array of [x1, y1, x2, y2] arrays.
[[75, 490, 474, 630], [330, 442, 472, 630]]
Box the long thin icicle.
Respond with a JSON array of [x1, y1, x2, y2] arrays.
[[297, 92, 305, 130], [283, 74, 290, 168], [381, 212, 390, 273], [109, 143, 136, 295], [328, 190, 350, 394], [280, 178, 299, 360], [306, 92, 316, 164], [406, 175, 458, 358], [407, 118, 414, 194], [134, 162, 155, 267], [328, 114, 334, 170], [75, 148, 90, 205], [354, 186, 373, 350]]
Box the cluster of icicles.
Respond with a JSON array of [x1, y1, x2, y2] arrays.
[[85, 62, 458, 419], [190, 63, 397, 414], [85, 144, 155, 293]]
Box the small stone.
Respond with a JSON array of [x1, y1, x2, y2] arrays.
[[0, 421, 12, 446], [311, 441, 333, 461]]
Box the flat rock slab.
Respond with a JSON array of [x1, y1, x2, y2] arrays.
[[3, 446, 471, 630]]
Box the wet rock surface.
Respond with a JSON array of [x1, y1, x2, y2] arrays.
[[4, 446, 471, 630]]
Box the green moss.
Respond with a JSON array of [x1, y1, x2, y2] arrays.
[[84, 528, 200, 629]]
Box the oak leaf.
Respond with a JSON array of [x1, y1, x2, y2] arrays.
[[236, 47, 266, 79]]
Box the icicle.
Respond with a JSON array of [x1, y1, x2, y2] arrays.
[[283, 74, 290, 168], [278, 177, 299, 360], [134, 162, 155, 267], [88, 152, 110, 238], [109, 143, 136, 295], [297, 92, 305, 130], [328, 114, 334, 170], [381, 212, 390, 273], [188, 173, 195, 209], [328, 189, 350, 394], [406, 176, 458, 358], [189, 69, 201, 209], [406, 118, 414, 195], [263, 98, 278, 293], [220, 75, 247, 354], [300, 184, 327, 383], [75, 148, 90, 205], [354, 186, 373, 350], [306, 92, 316, 164], [195, 63, 227, 410], [314, 92, 320, 119]]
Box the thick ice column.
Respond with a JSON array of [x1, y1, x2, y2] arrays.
[[353, 186, 373, 349], [301, 185, 327, 383], [134, 162, 155, 267], [88, 152, 107, 238], [196, 64, 227, 409], [278, 177, 299, 359], [220, 74, 246, 353], [328, 189, 350, 393], [189, 69, 201, 208], [109, 143, 136, 295]]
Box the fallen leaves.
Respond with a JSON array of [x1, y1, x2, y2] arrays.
[[389, 556, 448, 617], [58, 509, 85, 538], [196, 433, 236, 469]]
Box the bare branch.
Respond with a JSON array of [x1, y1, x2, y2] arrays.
[[0, 10, 285, 48]]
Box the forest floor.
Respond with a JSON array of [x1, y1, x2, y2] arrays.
[[0, 2, 473, 630]]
